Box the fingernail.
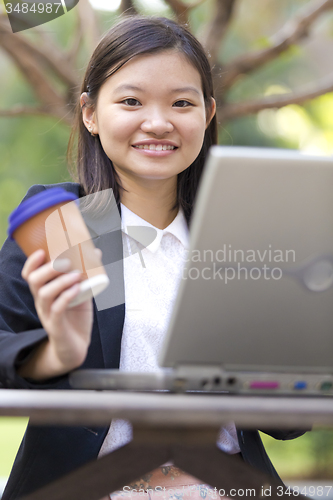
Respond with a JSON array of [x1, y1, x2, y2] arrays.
[[53, 259, 71, 272]]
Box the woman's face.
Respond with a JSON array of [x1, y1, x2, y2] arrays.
[[82, 50, 215, 187]]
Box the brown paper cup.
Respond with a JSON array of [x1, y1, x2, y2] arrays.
[[13, 199, 109, 307]]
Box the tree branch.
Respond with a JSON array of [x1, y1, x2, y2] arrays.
[[200, 0, 237, 65], [164, 0, 206, 25], [62, 0, 99, 80], [218, 72, 333, 123], [0, 21, 71, 122], [0, 15, 78, 88], [220, 0, 333, 91], [119, 0, 139, 15], [75, 0, 100, 54]]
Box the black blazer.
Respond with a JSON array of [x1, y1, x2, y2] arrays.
[[0, 183, 305, 500]]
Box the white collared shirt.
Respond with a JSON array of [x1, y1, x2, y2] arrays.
[[98, 204, 240, 457]]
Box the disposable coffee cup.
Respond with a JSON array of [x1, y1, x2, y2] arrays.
[[8, 188, 110, 307]]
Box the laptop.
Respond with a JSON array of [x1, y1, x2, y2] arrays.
[[70, 146, 333, 396]]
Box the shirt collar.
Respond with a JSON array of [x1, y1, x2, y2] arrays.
[[121, 203, 189, 254]]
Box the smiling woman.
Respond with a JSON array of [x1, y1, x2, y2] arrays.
[[73, 15, 217, 229], [0, 14, 304, 500], [80, 50, 214, 228]]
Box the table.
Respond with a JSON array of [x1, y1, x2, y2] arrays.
[[1, 390, 332, 500]]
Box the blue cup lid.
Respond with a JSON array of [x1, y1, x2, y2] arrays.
[[8, 187, 78, 240]]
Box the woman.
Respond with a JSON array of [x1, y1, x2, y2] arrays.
[[0, 15, 304, 500]]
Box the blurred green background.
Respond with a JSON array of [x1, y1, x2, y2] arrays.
[[1, 0, 333, 490], [0, 418, 27, 478]]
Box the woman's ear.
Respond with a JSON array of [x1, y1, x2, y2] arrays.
[[80, 92, 98, 136], [206, 97, 216, 128]]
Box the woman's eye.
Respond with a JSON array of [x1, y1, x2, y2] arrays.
[[122, 98, 141, 106], [173, 100, 192, 108]]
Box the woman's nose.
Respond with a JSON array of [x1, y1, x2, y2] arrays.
[[140, 109, 174, 135]]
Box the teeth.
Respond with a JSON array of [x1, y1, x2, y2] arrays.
[[134, 144, 176, 150]]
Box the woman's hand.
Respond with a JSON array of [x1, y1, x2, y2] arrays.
[[18, 248, 95, 380]]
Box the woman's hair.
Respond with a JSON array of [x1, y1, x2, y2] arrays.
[[68, 15, 217, 225]]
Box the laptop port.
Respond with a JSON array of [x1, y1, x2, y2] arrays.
[[201, 379, 210, 389], [173, 378, 187, 392], [227, 377, 237, 386], [293, 381, 307, 390], [249, 381, 280, 389], [320, 381, 333, 391], [214, 376, 221, 385]]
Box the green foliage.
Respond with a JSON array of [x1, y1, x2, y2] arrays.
[[0, 418, 28, 477], [0, 115, 71, 244], [261, 429, 333, 479], [0, 21, 72, 245]]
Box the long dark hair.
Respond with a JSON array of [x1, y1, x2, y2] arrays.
[[67, 15, 217, 226]]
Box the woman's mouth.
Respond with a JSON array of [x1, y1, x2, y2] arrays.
[[132, 143, 178, 155], [133, 144, 177, 151]]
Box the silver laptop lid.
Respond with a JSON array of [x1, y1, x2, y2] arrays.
[[160, 146, 333, 374]]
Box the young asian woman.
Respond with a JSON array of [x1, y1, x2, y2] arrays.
[[0, 16, 306, 500]]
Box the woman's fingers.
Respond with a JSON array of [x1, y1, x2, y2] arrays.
[[50, 282, 81, 314], [24, 257, 72, 298], [21, 249, 46, 281], [37, 271, 82, 312], [22, 250, 83, 316], [22, 247, 101, 292]]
